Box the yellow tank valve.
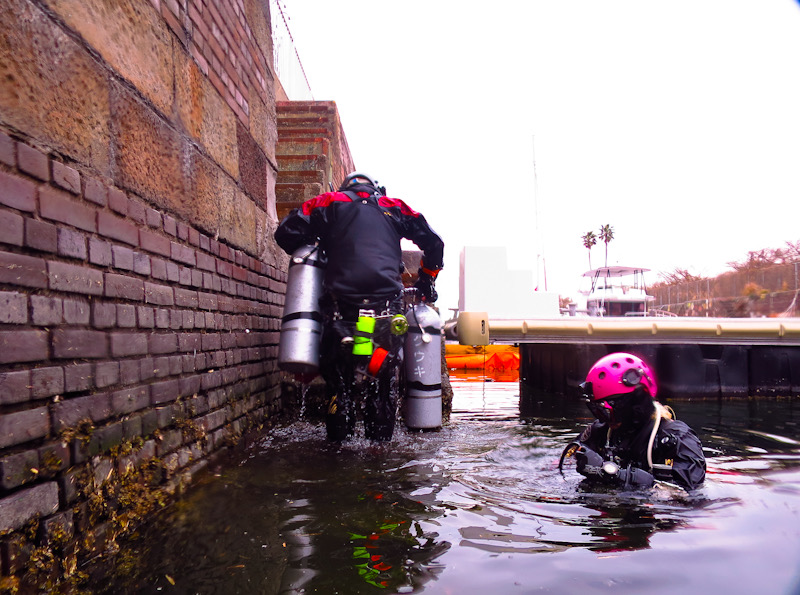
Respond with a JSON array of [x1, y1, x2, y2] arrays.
[[390, 314, 408, 335]]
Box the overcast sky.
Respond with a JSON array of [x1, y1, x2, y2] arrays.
[[274, 1, 800, 313]]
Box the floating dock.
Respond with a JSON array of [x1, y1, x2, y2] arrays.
[[455, 313, 800, 399]]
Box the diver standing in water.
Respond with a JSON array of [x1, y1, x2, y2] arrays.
[[562, 352, 706, 491], [275, 172, 444, 441]]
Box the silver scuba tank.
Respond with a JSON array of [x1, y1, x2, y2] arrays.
[[403, 303, 442, 429], [278, 245, 324, 374]]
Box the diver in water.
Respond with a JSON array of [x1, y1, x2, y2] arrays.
[[275, 172, 444, 442], [562, 352, 706, 491]]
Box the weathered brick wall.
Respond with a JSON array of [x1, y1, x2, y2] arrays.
[[0, 0, 288, 587]]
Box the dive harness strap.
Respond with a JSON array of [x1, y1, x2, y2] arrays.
[[405, 379, 442, 394], [330, 294, 396, 322], [289, 244, 323, 268], [282, 310, 324, 323]]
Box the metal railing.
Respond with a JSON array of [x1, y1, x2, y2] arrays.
[[456, 311, 800, 346], [270, 0, 314, 100]]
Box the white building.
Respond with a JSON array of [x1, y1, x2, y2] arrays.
[[458, 246, 559, 319]]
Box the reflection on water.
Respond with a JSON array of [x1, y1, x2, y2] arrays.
[[97, 372, 800, 594]]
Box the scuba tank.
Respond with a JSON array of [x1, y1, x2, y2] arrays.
[[278, 245, 324, 374], [403, 302, 442, 429]]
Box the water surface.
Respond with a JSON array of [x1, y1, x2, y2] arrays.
[[99, 373, 800, 594]]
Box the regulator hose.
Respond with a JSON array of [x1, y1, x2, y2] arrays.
[[558, 442, 582, 476]]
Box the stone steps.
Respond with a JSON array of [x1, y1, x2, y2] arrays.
[[276, 136, 330, 156], [278, 115, 332, 125], [275, 101, 354, 219], [277, 154, 327, 172]]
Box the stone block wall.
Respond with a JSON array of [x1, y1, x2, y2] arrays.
[[0, 0, 288, 588]]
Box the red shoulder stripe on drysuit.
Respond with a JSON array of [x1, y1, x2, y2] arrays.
[[378, 196, 420, 217], [301, 191, 353, 216]]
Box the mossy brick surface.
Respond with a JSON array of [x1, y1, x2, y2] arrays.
[[87, 422, 124, 457], [0, 481, 59, 532], [51, 393, 112, 431], [0, 450, 40, 490]]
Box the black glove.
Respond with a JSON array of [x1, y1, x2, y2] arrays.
[[575, 446, 655, 488], [414, 269, 438, 303], [575, 445, 605, 477], [614, 464, 655, 488]]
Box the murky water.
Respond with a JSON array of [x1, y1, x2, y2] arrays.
[[97, 373, 800, 594]]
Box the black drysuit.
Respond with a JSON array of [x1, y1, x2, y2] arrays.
[[275, 184, 444, 441], [573, 393, 706, 491]]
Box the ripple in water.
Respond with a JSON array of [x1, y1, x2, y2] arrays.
[[94, 376, 800, 595]]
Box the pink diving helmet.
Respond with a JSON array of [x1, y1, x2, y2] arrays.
[[584, 352, 658, 402]]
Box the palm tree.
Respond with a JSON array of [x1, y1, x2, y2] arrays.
[[599, 224, 614, 267], [581, 231, 597, 269]]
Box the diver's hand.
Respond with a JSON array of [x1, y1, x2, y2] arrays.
[[575, 445, 605, 477], [413, 269, 438, 302], [575, 447, 654, 487], [594, 460, 655, 488], [613, 464, 655, 488]]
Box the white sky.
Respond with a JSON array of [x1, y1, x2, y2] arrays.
[[276, 0, 800, 314]]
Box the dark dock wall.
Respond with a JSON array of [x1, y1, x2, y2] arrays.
[[520, 343, 800, 401], [0, 0, 303, 586]]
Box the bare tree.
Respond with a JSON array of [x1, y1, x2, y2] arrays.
[[727, 240, 800, 271], [785, 240, 800, 261], [654, 268, 703, 287]]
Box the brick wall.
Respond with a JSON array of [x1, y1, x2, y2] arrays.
[[0, 0, 288, 587]]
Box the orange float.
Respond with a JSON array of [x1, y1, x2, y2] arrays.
[[445, 350, 519, 372]]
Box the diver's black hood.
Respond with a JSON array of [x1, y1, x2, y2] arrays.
[[612, 386, 656, 429], [342, 182, 384, 197]]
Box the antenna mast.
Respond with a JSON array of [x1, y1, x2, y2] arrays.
[[532, 135, 547, 291]]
